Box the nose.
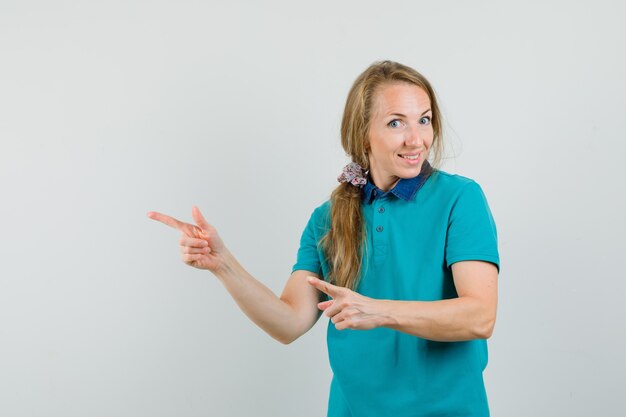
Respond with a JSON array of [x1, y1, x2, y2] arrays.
[[404, 123, 423, 148]]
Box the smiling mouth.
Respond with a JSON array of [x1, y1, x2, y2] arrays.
[[399, 154, 420, 160]]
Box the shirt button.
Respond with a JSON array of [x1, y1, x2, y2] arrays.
[[378, 207, 385, 213], [376, 225, 384, 232]]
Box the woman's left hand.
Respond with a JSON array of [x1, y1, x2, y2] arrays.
[[306, 276, 387, 331]]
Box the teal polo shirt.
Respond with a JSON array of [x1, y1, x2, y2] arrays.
[[292, 163, 500, 417]]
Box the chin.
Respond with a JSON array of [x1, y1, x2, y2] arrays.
[[397, 164, 424, 177]]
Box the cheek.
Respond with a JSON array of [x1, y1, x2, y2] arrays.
[[424, 128, 435, 146], [367, 133, 389, 156]]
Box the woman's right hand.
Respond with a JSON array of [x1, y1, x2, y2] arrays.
[[147, 206, 226, 273]]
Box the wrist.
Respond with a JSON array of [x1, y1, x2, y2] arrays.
[[375, 299, 399, 328], [213, 248, 239, 281]]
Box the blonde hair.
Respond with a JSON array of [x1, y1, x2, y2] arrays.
[[319, 60, 444, 290]]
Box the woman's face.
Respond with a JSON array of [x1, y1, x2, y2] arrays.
[[366, 82, 434, 192]]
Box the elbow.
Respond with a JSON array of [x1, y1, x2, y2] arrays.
[[480, 318, 496, 339], [469, 301, 497, 340], [274, 332, 301, 345], [276, 335, 295, 345], [473, 317, 496, 340], [477, 325, 494, 340]]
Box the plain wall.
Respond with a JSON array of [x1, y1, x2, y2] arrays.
[[1, 1, 625, 416]]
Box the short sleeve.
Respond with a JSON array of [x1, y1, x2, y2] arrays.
[[291, 208, 323, 276], [445, 181, 500, 273]]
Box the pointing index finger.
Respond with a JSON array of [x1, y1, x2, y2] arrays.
[[307, 276, 340, 297], [147, 211, 186, 232]]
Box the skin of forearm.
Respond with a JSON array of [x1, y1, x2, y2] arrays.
[[213, 250, 301, 344], [377, 297, 496, 342]]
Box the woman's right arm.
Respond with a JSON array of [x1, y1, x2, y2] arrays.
[[216, 252, 323, 344], [148, 206, 323, 344]]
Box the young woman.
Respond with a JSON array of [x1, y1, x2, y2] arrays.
[[148, 60, 500, 417]]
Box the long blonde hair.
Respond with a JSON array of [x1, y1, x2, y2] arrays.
[[319, 60, 444, 290]]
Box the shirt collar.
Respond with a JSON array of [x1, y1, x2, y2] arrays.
[[362, 160, 432, 204]]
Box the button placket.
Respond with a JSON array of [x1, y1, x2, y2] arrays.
[[375, 202, 386, 233], [372, 199, 389, 265]]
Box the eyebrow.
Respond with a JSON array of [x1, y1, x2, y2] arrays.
[[387, 109, 432, 118]]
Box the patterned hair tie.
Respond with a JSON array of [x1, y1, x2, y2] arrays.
[[337, 162, 367, 188]]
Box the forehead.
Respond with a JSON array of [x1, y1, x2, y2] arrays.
[[371, 82, 431, 115]]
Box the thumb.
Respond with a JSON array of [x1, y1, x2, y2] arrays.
[[192, 206, 211, 231], [317, 300, 334, 311]]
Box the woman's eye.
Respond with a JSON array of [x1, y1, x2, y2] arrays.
[[419, 116, 431, 125], [388, 119, 403, 128]]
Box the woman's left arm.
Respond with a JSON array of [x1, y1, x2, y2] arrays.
[[307, 260, 498, 342]]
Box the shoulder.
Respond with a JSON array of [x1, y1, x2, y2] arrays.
[[426, 169, 483, 196], [312, 199, 331, 216], [298, 200, 331, 240], [428, 171, 496, 228], [305, 199, 331, 226]]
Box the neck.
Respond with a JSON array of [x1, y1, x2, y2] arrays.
[[369, 172, 400, 192]]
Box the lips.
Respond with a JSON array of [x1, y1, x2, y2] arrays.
[[399, 153, 420, 160]]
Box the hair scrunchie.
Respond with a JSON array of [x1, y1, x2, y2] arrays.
[[337, 162, 367, 188]]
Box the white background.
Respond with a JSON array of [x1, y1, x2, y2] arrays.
[[1, 1, 624, 416]]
